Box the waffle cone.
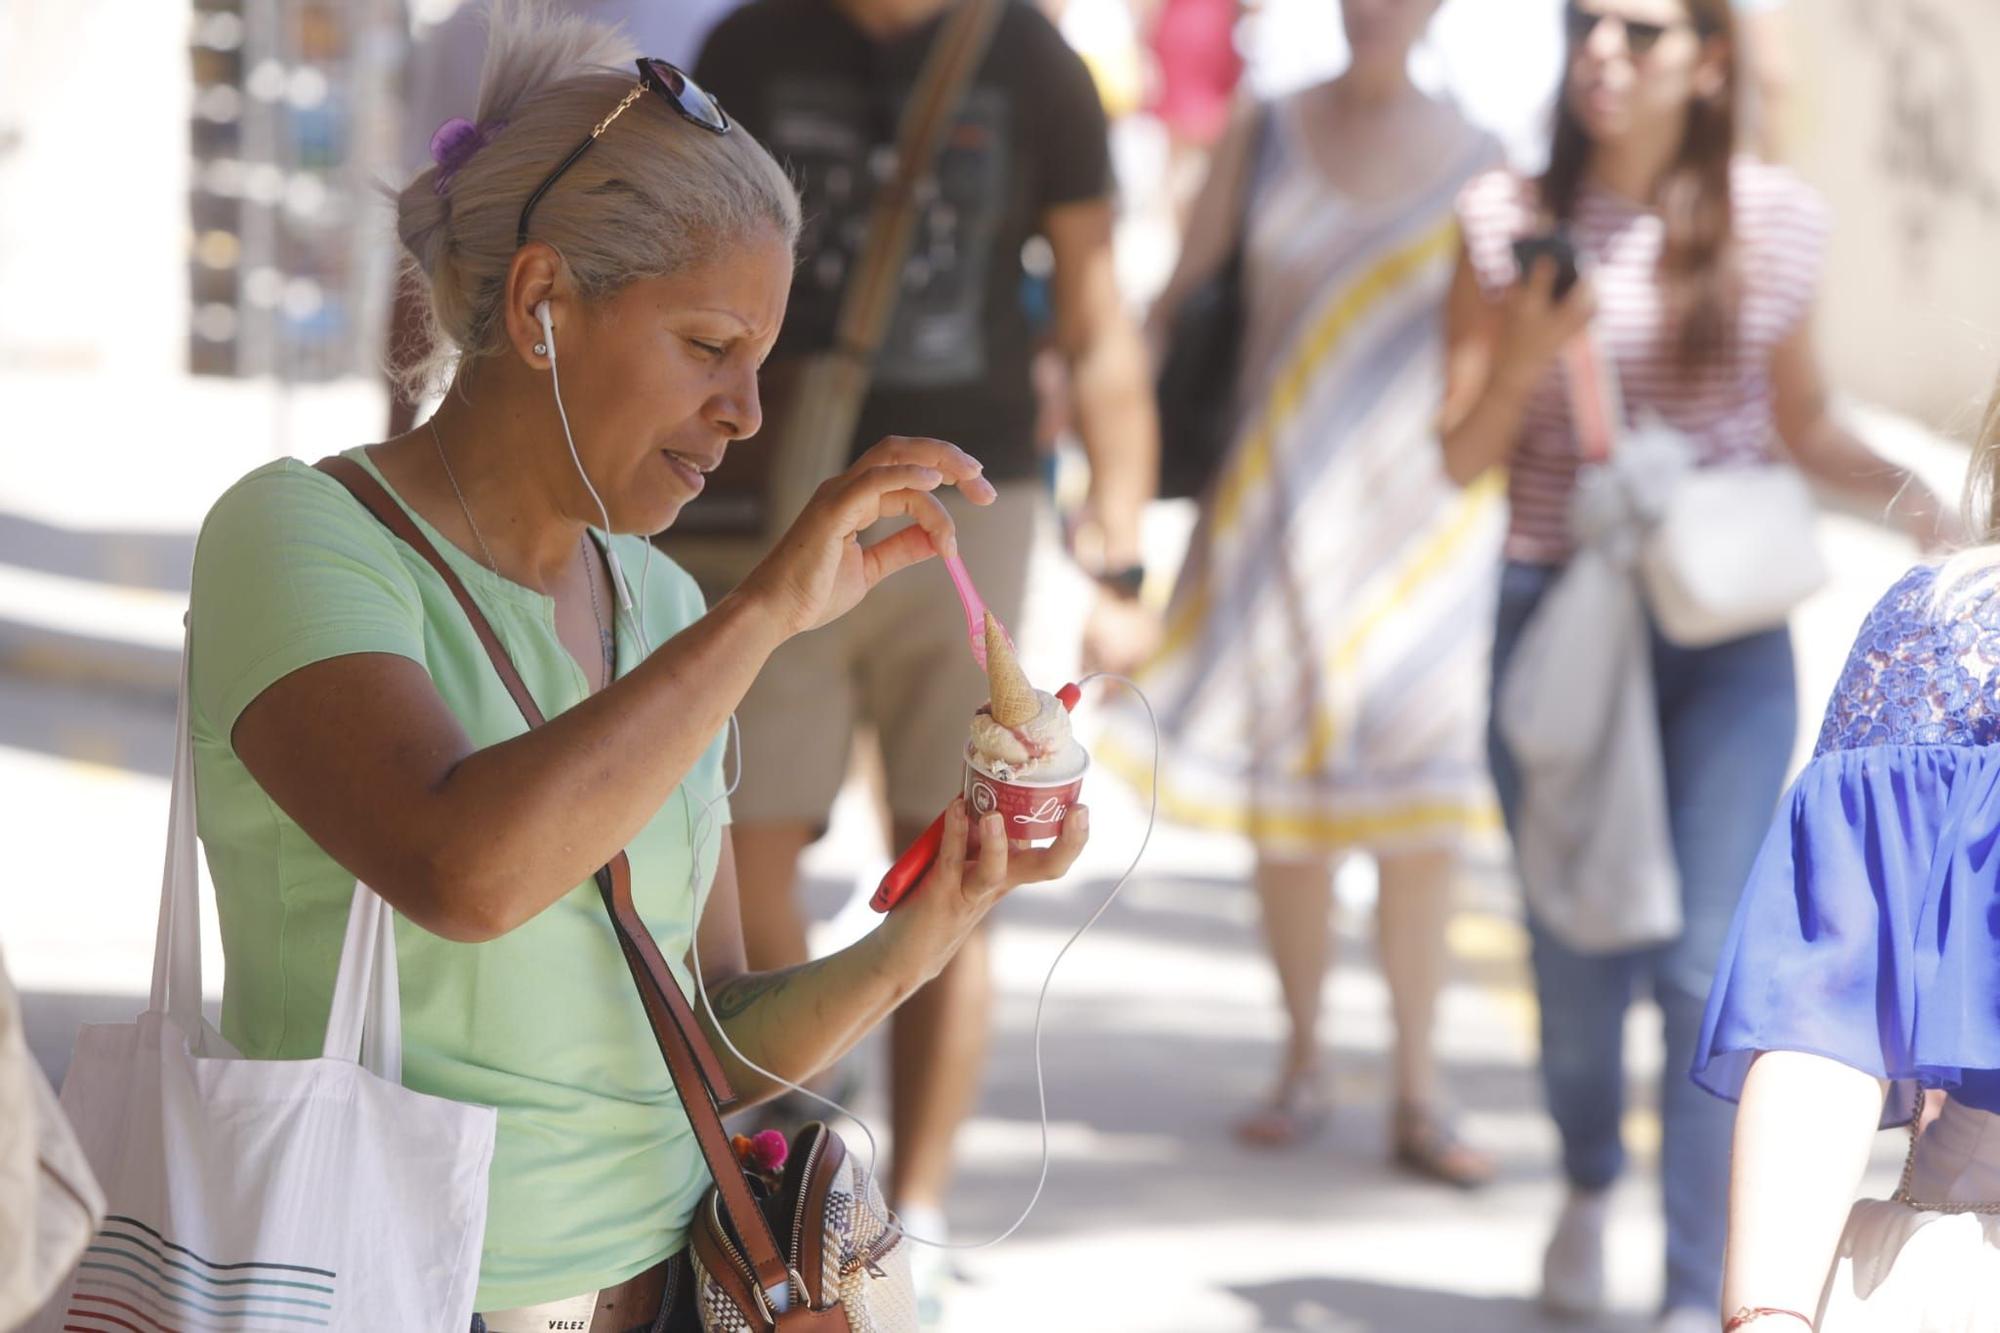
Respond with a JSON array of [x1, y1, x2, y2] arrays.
[[985, 612, 1040, 728]]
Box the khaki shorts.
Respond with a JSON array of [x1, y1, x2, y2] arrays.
[[733, 483, 1039, 829]]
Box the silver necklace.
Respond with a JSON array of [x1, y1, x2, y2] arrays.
[[429, 418, 500, 575], [581, 534, 614, 691], [432, 418, 613, 691]]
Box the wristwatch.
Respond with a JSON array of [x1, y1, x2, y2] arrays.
[[1094, 563, 1146, 600]]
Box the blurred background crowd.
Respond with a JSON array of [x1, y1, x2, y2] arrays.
[[3, 0, 1998, 1329]]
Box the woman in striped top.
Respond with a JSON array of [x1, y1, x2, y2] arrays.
[[1441, 1, 1950, 1327]]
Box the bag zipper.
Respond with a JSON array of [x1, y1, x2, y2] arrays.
[[707, 1192, 765, 1313], [844, 1217, 905, 1279], [787, 1125, 830, 1304]]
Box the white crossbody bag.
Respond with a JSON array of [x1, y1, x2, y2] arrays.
[[1566, 333, 1828, 647]]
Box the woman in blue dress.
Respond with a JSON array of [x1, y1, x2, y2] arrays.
[[1695, 397, 2000, 1329]]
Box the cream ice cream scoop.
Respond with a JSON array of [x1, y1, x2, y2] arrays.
[[874, 612, 1088, 911], [969, 612, 1085, 781]]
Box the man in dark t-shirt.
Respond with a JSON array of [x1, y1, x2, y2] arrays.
[[696, 0, 1158, 1283], [700, 0, 1123, 478]]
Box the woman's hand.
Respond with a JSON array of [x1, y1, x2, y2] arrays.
[[1493, 258, 1597, 392], [684, 801, 1088, 1103], [739, 437, 997, 638], [1083, 594, 1162, 679], [1439, 245, 1595, 487], [883, 798, 1089, 986]]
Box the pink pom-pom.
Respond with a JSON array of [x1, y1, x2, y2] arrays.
[[749, 1129, 789, 1173]]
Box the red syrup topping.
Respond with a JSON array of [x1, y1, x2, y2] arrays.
[[974, 704, 1057, 763]]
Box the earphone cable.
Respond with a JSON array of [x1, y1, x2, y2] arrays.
[[683, 674, 1162, 1253]]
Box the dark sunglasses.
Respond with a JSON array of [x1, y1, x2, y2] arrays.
[[1564, 3, 1688, 57], [516, 58, 730, 249]]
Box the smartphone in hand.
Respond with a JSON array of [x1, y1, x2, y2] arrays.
[[1511, 233, 1580, 301]]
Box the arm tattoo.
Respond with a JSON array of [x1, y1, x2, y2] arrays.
[[706, 964, 809, 1022]]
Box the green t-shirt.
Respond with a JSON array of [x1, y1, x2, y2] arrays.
[[187, 449, 729, 1311]]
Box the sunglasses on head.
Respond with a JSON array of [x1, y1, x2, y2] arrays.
[[1564, 3, 1690, 57], [516, 58, 730, 250]]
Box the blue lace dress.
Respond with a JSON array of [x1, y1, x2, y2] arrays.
[[1695, 562, 2000, 1123]]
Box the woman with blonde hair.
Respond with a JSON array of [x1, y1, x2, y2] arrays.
[[185, 4, 1084, 1328], [1695, 380, 2000, 1329]]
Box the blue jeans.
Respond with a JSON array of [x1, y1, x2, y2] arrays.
[[1488, 561, 1797, 1314]]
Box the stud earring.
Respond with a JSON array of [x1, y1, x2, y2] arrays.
[[533, 340, 549, 356]]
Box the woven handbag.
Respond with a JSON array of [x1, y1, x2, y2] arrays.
[[688, 1122, 913, 1331]]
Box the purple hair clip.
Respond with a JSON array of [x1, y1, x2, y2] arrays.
[[429, 116, 507, 195]]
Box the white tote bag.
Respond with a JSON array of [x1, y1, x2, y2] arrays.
[[27, 638, 496, 1332]]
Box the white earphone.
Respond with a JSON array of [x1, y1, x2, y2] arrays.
[[535, 298, 636, 613]]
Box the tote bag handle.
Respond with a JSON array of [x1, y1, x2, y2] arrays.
[[153, 626, 404, 1080], [148, 627, 206, 1040]]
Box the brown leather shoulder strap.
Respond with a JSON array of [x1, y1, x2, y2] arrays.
[[312, 455, 797, 1293], [596, 857, 794, 1296], [832, 0, 1004, 362], [757, 0, 1007, 540], [315, 455, 548, 728]]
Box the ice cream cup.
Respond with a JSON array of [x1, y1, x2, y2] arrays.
[[962, 744, 1088, 849]]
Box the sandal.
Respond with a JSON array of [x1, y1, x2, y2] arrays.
[[1234, 1071, 1333, 1149], [1391, 1101, 1495, 1189]]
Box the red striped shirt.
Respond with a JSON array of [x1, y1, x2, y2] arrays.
[[1456, 159, 1830, 564]]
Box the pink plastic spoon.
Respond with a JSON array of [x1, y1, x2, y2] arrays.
[[943, 549, 1013, 670]]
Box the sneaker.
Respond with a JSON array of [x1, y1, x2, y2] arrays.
[[1657, 1308, 1715, 1333], [899, 1204, 954, 1330], [1540, 1189, 1610, 1317]]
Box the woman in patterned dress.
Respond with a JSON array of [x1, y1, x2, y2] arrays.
[[1107, 0, 1504, 1186]]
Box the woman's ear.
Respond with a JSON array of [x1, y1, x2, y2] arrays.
[[502, 243, 565, 370]]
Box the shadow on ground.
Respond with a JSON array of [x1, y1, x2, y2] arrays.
[[0, 512, 193, 591], [0, 673, 175, 774], [0, 510, 192, 705], [1227, 1276, 1647, 1333]]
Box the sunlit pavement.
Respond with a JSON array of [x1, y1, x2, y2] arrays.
[[0, 400, 1954, 1331]]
